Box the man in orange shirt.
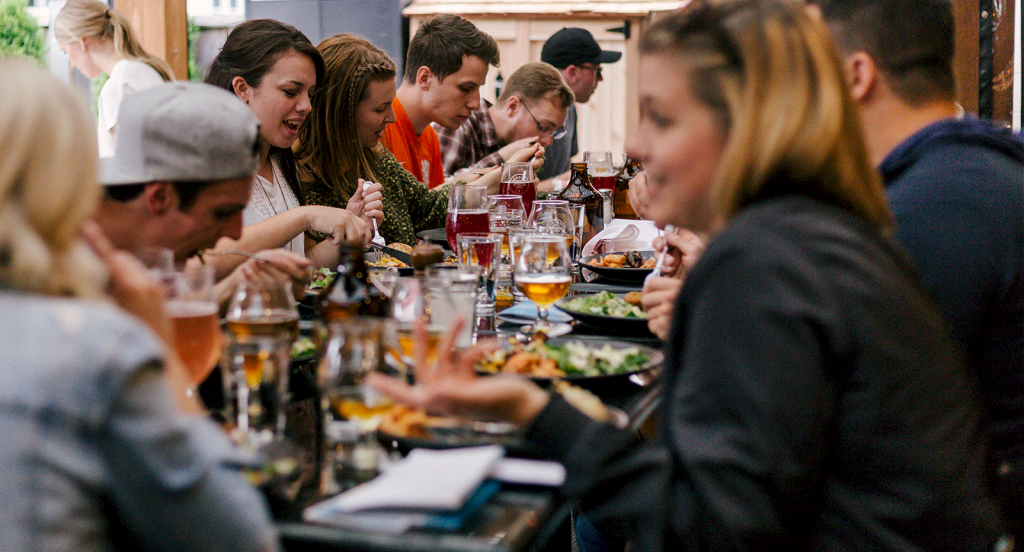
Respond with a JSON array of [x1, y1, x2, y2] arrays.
[[382, 14, 500, 189]]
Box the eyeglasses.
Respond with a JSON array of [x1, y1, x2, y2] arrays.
[[579, 64, 603, 78], [522, 102, 567, 140]]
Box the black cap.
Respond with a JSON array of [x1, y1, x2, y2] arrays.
[[541, 28, 622, 70]]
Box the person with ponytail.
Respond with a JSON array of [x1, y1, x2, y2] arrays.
[[54, 0, 173, 157]]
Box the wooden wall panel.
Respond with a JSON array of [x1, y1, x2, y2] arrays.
[[113, 0, 188, 80]]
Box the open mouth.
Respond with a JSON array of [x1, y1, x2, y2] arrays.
[[283, 120, 301, 133]]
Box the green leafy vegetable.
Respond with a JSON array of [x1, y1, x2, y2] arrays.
[[562, 291, 645, 319], [308, 267, 336, 291]]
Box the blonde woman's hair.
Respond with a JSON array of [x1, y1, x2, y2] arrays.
[[54, 0, 174, 81], [641, 0, 892, 231], [294, 34, 396, 202], [0, 58, 106, 298]]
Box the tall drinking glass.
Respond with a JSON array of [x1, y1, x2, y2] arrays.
[[457, 232, 504, 315], [425, 264, 479, 348], [390, 277, 454, 367], [514, 235, 573, 331], [584, 151, 616, 191], [487, 194, 525, 277], [446, 184, 489, 251], [499, 161, 536, 214], [165, 263, 221, 384], [223, 281, 299, 447]]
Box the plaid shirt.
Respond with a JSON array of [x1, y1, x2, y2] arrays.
[[433, 100, 505, 178]]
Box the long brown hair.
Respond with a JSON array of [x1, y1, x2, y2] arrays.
[[294, 34, 396, 202], [206, 19, 325, 203], [641, 0, 891, 231], [54, 0, 173, 81]]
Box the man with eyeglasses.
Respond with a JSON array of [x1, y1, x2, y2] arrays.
[[434, 62, 574, 179], [538, 27, 622, 183]]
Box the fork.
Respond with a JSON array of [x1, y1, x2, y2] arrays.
[[363, 181, 385, 247], [644, 224, 675, 287]]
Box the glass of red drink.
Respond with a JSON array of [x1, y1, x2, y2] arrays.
[[446, 184, 489, 251], [456, 232, 504, 314], [584, 151, 616, 191], [499, 161, 536, 214]]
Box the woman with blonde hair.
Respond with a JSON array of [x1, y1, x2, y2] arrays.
[[370, 0, 1003, 549], [54, 0, 173, 157], [0, 58, 276, 552], [296, 33, 450, 246]]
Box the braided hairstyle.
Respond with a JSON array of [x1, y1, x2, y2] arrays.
[[53, 0, 173, 81], [294, 34, 396, 203]]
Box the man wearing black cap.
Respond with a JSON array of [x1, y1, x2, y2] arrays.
[[539, 28, 622, 182]]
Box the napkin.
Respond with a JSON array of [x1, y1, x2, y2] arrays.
[[582, 220, 660, 257], [495, 301, 574, 325]]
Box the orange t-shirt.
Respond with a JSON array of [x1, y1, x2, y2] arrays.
[[380, 98, 446, 189]]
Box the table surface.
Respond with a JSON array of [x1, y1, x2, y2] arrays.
[[278, 275, 662, 552]]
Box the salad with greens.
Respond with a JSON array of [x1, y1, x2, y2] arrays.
[[308, 267, 336, 291], [479, 336, 651, 378], [562, 291, 645, 319]]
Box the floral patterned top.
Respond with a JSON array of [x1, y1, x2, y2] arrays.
[[302, 150, 449, 246]]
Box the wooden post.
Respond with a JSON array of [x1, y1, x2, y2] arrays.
[[113, 0, 188, 80]]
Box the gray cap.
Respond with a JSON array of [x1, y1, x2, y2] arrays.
[[101, 82, 261, 186]]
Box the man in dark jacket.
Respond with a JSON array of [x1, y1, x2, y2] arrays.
[[815, 0, 1024, 532]]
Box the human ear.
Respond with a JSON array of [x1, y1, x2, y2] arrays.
[[505, 96, 521, 117], [416, 66, 433, 90], [845, 51, 876, 102], [231, 76, 250, 102], [143, 182, 176, 215]]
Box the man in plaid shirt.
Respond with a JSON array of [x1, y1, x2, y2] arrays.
[[434, 62, 574, 179]]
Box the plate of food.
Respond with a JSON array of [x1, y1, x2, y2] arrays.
[[365, 252, 413, 275], [556, 291, 652, 335], [376, 404, 526, 454], [578, 250, 656, 283], [476, 334, 662, 392]]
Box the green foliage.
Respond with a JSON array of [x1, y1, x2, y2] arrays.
[[91, 72, 108, 117], [187, 18, 201, 82], [0, 0, 45, 62]]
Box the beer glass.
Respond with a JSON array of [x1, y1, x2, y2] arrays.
[[527, 200, 576, 256], [223, 280, 299, 447], [487, 194, 525, 278], [390, 277, 455, 367], [446, 184, 489, 251], [514, 234, 573, 331], [584, 151, 616, 191], [165, 263, 221, 384], [499, 161, 536, 214], [457, 232, 504, 315]]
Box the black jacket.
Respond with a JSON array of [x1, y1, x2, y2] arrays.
[[525, 196, 1002, 550]]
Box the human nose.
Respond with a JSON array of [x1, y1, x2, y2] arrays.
[[539, 134, 554, 147], [296, 91, 312, 114], [223, 212, 244, 241], [467, 89, 481, 111], [385, 105, 396, 124]]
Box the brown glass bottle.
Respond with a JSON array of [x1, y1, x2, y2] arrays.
[[318, 241, 390, 321], [613, 154, 643, 220], [556, 162, 604, 247]]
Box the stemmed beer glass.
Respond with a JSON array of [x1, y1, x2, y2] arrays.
[[514, 234, 573, 331], [222, 280, 299, 446]]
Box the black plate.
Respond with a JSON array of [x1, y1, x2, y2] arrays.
[[556, 294, 652, 336], [376, 420, 531, 455], [481, 335, 662, 393], [578, 251, 656, 283], [416, 228, 451, 250]]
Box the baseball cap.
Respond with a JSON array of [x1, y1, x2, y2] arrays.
[[102, 82, 261, 186], [541, 28, 622, 70]]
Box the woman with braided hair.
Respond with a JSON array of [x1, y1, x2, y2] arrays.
[[54, 0, 172, 157], [296, 34, 451, 246]]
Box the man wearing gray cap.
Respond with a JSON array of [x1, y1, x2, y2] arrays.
[[94, 81, 310, 303], [539, 28, 622, 182]]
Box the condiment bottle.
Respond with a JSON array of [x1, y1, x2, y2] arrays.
[[318, 241, 390, 320], [613, 154, 643, 220], [556, 162, 604, 247]]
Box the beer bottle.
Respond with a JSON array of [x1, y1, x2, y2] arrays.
[[318, 241, 390, 320], [613, 154, 643, 220], [557, 162, 604, 247]]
